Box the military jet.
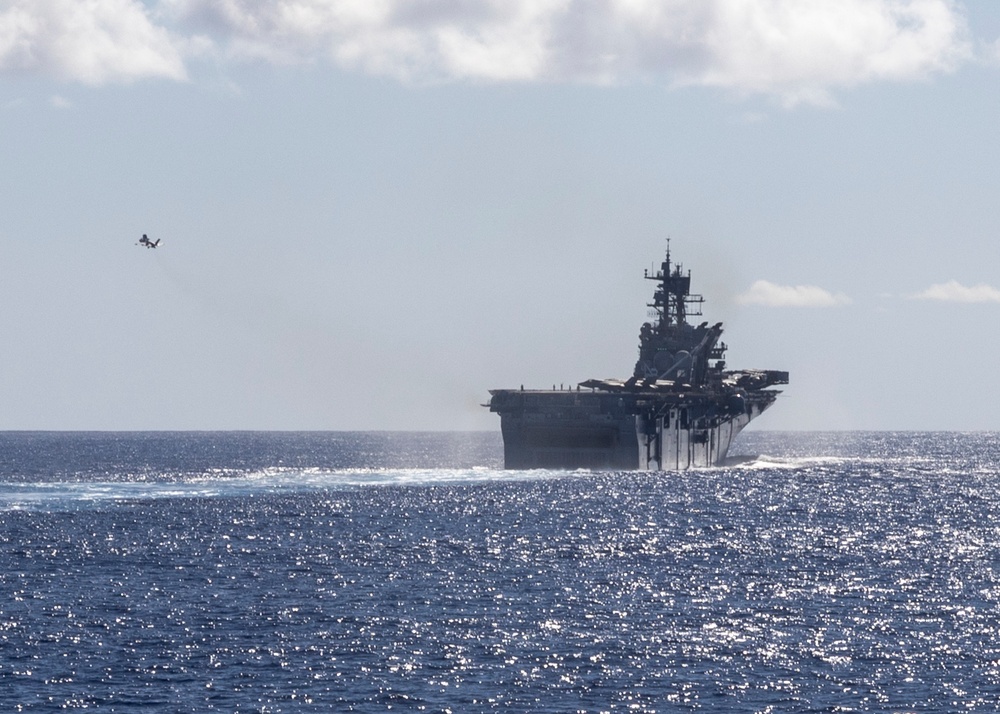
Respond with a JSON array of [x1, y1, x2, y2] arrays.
[[137, 234, 160, 249]]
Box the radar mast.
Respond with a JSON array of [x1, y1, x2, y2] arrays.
[[643, 239, 704, 329]]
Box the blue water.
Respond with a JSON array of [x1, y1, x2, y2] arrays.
[[2, 431, 1000, 712]]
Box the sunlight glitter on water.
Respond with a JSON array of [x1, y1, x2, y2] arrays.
[[0, 467, 574, 510], [4, 432, 1000, 711]]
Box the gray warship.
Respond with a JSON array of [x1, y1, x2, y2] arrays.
[[488, 247, 788, 470]]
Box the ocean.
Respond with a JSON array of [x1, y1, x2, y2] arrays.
[[1, 430, 999, 712]]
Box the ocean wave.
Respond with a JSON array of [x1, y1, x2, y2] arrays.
[[0, 467, 569, 511], [724, 454, 854, 470]]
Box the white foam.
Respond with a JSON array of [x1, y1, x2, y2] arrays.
[[0, 467, 569, 510]]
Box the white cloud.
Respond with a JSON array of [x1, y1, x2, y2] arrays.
[[0, 0, 186, 85], [164, 0, 971, 101], [48, 94, 72, 109], [0, 0, 975, 100], [671, 0, 971, 105], [909, 280, 1000, 303], [737, 280, 852, 307]]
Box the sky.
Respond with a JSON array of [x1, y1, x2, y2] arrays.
[[1, 0, 999, 432]]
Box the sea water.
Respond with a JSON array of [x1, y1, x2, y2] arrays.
[[1, 431, 1000, 712]]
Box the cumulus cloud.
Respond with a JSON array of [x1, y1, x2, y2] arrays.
[[909, 280, 1000, 303], [737, 280, 852, 307], [162, 0, 971, 102], [0, 0, 186, 85], [0, 0, 974, 99]]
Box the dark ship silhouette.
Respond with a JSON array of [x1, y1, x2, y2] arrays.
[[488, 246, 788, 470]]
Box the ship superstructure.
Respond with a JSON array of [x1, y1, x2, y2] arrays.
[[488, 246, 787, 470]]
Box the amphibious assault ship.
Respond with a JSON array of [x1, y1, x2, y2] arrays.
[[488, 247, 788, 470]]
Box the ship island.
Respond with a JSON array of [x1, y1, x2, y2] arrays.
[[488, 246, 788, 470]]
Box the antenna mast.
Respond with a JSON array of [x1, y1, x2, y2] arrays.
[[646, 239, 703, 328]]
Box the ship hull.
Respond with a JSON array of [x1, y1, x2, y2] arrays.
[[636, 402, 769, 470], [491, 389, 776, 471], [494, 391, 640, 470]]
